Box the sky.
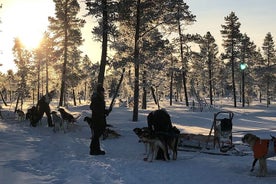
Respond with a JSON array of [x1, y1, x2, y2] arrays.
[[185, 0, 276, 49], [0, 0, 276, 73]]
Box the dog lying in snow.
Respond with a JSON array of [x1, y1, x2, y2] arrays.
[[242, 133, 276, 177], [84, 116, 120, 139]]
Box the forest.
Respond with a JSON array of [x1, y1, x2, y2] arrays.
[[0, 0, 275, 121]]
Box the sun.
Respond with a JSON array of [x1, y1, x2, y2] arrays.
[[2, 0, 55, 50], [17, 26, 44, 50]]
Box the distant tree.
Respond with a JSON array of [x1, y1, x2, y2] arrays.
[[239, 33, 257, 106], [6, 70, 15, 101], [48, 0, 85, 106], [252, 48, 265, 102], [12, 37, 32, 110], [114, 0, 196, 121], [199, 31, 219, 105], [175, 2, 196, 107], [221, 11, 242, 107], [80, 54, 94, 101], [140, 29, 171, 109], [262, 32, 276, 107], [33, 32, 57, 102]]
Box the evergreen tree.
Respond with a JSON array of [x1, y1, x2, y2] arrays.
[[12, 37, 32, 110], [262, 32, 276, 107], [114, 0, 196, 121], [48, 0, 85, 106], [85, 0, 119, 85], [221, 12, 242, 107], [199, 32, 219, 105], [33, 32, 57, 101], [239, 33, 257, 106]]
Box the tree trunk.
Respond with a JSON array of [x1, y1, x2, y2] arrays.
[[170, 69, 173, 106], [208, 57, 213, 105], [59, 1, 69, 107], [97, 0, 108, 85], [142, 70, 147, 109], [37, 62, 40, 103], [231, 47, 237, 107], [46, 59, 49, 94], [177, 9, 189, 107], [73, 88, 76, 106], [132, 0, 141, 122]]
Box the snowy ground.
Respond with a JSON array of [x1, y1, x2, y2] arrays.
[[1, 99, 276, 184]]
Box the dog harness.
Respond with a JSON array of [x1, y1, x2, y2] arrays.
[[253, 139, 276, 159]]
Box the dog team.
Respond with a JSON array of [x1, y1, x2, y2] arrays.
[[18, 90, 80, 133], [12, 87, 276, 177]]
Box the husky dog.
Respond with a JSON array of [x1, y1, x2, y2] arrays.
[[134, 127, 179, 162], [58, 108, 76, 123], [242, 133, 276, 177], [58, 108, 81, 130], [84, 116, 120, 139], [15, 109, 25, 121], [133, 127, 151, 155], [141, 132, 169, 162], [51, 111, 64, 133], [26, 106, 42, 127]]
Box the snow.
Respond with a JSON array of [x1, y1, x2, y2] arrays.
[[1, 99, 276, 184]]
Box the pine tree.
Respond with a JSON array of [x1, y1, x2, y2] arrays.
[[239, 33, 256, 106], [262, 32, 276, 107], [199, 32, 219, 105], [12, 37, 32, 110], [85, 0, 119, 85], [114, 0, 196, 121], [221, 12, 242, 107], [48, 0, 85, 106]]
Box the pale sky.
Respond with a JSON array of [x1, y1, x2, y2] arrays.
[[185, 0, 276, 50], [0, 0, 275, 73]]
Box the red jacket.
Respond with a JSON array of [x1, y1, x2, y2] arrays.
[[253, 140, 276, 159]]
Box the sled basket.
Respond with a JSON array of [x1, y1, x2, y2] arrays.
[[207, 111, 234, 152]]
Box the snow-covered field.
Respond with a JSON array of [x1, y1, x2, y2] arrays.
[[1, 99, 276, 184]]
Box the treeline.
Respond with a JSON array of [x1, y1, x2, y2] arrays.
[[0, 1, 275, 121]]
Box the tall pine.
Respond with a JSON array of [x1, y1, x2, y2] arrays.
[[48, 0, 84, 106], [221, 12, 242, 107], [199, 32, 219, 105], [262, 32, 276, 107]]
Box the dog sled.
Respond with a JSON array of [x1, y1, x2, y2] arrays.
[[178, 111, 247, 156]]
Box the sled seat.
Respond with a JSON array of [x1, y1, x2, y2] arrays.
[[213, 111, 234, 151]]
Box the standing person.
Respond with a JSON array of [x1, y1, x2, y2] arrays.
[[89, 84, 111, 155], [36, 90, 55, 127]]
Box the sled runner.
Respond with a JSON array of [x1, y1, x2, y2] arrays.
[[178, 111, 247, 156]]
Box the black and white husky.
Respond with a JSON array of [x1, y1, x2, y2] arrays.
[[51, 111, 65, 133], [133, 127, 179, 162]]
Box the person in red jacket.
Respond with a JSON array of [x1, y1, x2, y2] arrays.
[[89, 84, 111, 155]]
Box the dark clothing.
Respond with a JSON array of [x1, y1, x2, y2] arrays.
[[37, 95, 53, 127], [147, 109, 173, 132], [29, 94, 53, 127], [147, 109, 173, 160], [89, 92, 109, 154]]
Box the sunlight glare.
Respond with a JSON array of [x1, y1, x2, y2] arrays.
[[2, 1, 54, 50]]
